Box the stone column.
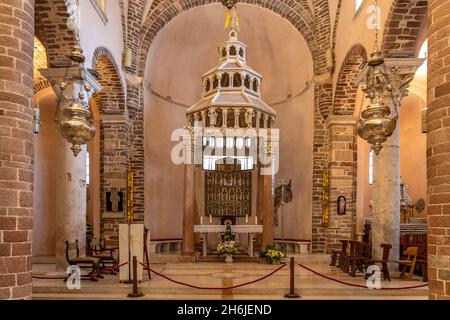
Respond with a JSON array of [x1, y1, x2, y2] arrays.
[[182, 131, 195, 256], [326, 116, 357, 253], [0, 0, 34, 300], [55, 141, 88, 270], [427, 0, 450, 300], [372, 126, 400, 262], [261, 167, 274, 250], [40, 67, 101, 270], [182, 163, 195, 255]]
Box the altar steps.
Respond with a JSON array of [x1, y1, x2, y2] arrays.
[[196, 253, 259, 263], [32, 254, 427, 300]]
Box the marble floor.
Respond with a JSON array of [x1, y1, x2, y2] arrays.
[[32, 254, 428, 300]]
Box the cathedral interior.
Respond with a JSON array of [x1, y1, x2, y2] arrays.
[[1, 0, 449, 302]]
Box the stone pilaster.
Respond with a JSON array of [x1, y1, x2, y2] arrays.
[[100, 115, 130, 246], [0, 0, 34, 300], [325, 115, 357, 253], [427, 0, 450, 300]]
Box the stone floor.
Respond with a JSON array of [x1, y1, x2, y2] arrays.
[[32, 254, 428, 300]]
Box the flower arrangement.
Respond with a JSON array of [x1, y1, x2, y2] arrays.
[[216, 223, 239, 255], [216, 240, 239, 255], [261, 244, 286, 264]]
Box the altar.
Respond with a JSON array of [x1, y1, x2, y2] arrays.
[[194, 224, 263, 257]]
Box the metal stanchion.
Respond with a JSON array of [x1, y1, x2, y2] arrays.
[[128, 256, 144, 298], [284, 257, 300, 298]]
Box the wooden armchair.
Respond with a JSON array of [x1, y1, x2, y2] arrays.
[[330, 240, 348, 267], [392, 246, 418, 281], [366, 243, 392, 281], [65, 240, 101, 281]]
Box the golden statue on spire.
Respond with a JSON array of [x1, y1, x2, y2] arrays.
[[222, 0, 239, 31]]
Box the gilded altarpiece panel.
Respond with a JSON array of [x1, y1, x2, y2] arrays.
[[205, 163, 252, 217]]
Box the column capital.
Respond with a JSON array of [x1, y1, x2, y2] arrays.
[[40, 66, 102, 92]]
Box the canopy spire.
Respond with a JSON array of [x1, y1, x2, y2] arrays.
[[222, 0, 239, 32]]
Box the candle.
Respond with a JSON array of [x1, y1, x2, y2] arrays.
[[200, 216, 203, 225], [209, 214, 212, 223], [255, 216, 258, 225], [245, 215, 248, 224]]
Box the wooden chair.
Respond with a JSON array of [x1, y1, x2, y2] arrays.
[[330, 240, 348, 267], [87, 238, 118, 274], [65, 240, 101, 281], [392, 246, 418, 281], [341, 240, 358, 273], [349, 242, 371, 277], [366, 243, 392, 281]]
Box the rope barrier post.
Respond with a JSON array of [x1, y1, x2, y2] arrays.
[[127, 256, 144, 298], [284, 257, 300, 298]]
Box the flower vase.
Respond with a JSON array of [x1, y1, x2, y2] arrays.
[[225, 254, 233, 263]]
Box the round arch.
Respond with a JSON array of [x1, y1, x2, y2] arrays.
[[92, 47, 127, 115], [137, 1, 325, 76], [333, 44, 368, 115]]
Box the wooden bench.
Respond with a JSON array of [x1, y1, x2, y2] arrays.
[[330, 240, 348, 267], [65, 240, 101, 281]]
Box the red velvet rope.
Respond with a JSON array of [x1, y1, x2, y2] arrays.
[[139, 261, 286, 290], [298, 263, 429, 290]]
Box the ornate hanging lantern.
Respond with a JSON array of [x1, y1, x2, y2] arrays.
[[41, 45, 101, 157], [355, 0, 424, 155], [357, 51, 397, 155], [56, 46, 97, 156]]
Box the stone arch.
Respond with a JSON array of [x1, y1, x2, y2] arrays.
[[381, 0, 428, 58], [333, 44, 368, 115], [35, 0, 79, 67], [91, 47, 126, 115], [137, 0, 321, 76]]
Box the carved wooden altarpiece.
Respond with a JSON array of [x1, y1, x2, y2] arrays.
[[205, 161, 251, 217]]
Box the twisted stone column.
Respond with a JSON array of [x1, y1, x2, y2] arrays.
[[0, 0, 34, 300]]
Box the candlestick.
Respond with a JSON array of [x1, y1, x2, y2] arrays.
[[245, 215, 248, 224], [255, 216, 258, 225], [200, 216, 203, 225], [209, 214, 212, 223]]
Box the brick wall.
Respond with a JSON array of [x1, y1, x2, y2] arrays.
[[381, 0, 428, 58], [35, 0, 78, 67], [0, 0, 34, 300], [427, 0, 450, 300], [326, 116, 357, 252]]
